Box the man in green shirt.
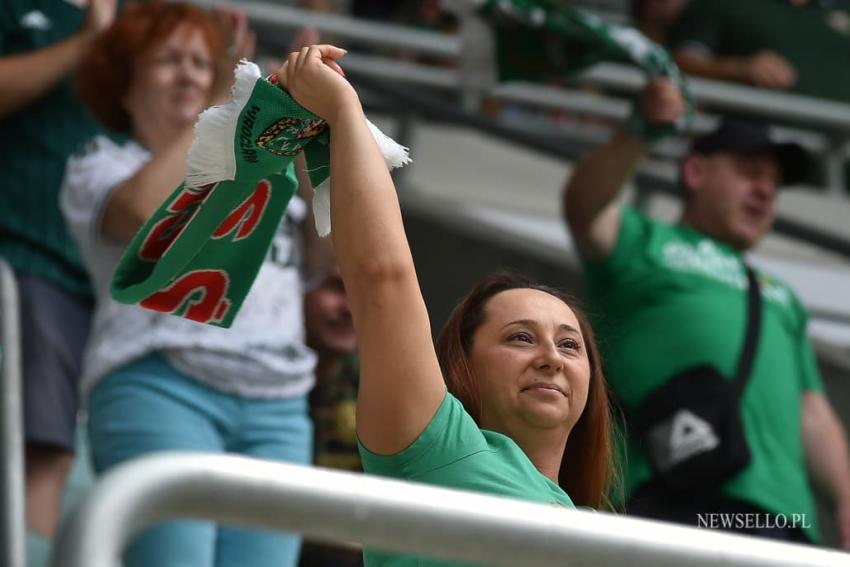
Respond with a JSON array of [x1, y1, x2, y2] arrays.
[[669, 0, 850, 104], [562, 78, 850, 546], [0, 0, 115, 556]]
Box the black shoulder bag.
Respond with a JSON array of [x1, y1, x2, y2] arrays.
[[633, 267, 761, 493]]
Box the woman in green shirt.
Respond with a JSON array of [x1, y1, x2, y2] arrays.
[[280, 44, 617, 565]]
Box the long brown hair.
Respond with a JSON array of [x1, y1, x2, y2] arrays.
[[76, 1, 223, 133], [435, 272, 619, 510]]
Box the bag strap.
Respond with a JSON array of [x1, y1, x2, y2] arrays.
[[733, 266, 762, 398]]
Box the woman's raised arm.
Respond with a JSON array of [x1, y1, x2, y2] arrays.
[[283, 46, 446, 454]]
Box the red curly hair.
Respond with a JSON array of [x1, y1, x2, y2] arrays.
[[435, 272, 621, 510], [76, 1, 223, 133]]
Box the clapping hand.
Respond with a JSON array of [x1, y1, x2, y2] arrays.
[[211, 6, 256, 103]]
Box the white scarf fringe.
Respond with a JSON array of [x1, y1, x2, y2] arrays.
[[312, 119, 411, 237], [186, 60, 261, 188]]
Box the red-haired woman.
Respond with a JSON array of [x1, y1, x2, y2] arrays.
[[281, 45, 618, 566], [59, 4, 316, 567]]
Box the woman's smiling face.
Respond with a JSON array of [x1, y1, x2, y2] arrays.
[[468, 288, 591, 437]]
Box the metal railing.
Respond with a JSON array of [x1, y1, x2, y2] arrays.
[[0, 258, 25, 567], [579, 62, 850, 133], [52, 453, 850, 567], [196, 0, 462, 57]]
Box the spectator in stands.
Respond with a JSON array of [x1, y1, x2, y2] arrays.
[[59, 4, 320, 567], [563, 77, 850, 546], [299, 264, 363, 567], [0, 0, 115, 561], [669, 0, 850, 103], [631, 0, 689, 46], [305, 266, 359, 472], [281, 44, 617, 567]]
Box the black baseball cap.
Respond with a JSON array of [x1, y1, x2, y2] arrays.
[[690, 117, 810, 185]]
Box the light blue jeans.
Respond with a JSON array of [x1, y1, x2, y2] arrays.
[[88, 353, 312, 567]]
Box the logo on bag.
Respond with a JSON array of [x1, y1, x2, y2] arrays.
[[139, 270, 231, 324], [139, 184, 215, 261], [648, 409, 719, 472], [21, 9, 50, 29], [212, 179, 271, 241], [668, 409, 719, 467], [256, 117, 326, 157]]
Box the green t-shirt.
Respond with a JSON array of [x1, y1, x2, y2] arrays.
[[584, 208, 823, 541], [0, 0, 100, 296], [359, 392, 574, 567], [669, 0, 850, 104]]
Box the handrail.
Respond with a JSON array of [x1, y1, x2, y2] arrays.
[[52, 453, 850, 567], [0, 258, 25, 567], [579, 62, 850, 133], [193, 0, 461, 58], [339, 53, 461, 90], [490, 81, 831, 149]]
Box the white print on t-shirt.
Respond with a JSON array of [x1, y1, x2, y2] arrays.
[[662, 239, 791, 307], [20, 10, 50, 29]]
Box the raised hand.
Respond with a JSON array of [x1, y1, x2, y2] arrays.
[[215, 6, 256, 61], [278, 45, 357, 125], [639, 76, 685, 125], [211, 7, 257, 103], [746, 50, 796, 90], [83, 0, 117, 37]]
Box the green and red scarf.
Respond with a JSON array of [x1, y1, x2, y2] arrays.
[[110, 61, 410, 327]]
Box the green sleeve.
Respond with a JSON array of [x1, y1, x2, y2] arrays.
[[798, 335, 824, 393], [668, 0, 723, 55], [783, 287, 823, 392], [358, 393, 488, 479], [582, 207, 652, 285], [797, 312, 824, 393]]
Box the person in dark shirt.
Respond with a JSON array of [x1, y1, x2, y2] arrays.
[[670, 0, 850, 103], [0, 0, 115, 558]]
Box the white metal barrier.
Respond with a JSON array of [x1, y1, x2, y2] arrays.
[[0, 258, 25, 567], [52, 453, 850, 567]]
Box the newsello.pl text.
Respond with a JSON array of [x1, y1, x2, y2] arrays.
[[697, 513, 811, 530]]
